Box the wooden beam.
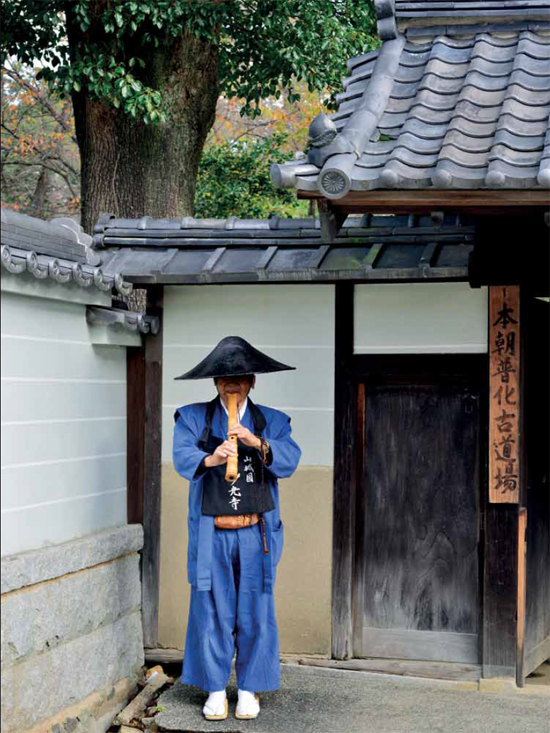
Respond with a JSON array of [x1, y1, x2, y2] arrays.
[[363, 242, 385, 270], [469, 216, 550, 296], [332, 283, 356, 660], [419, 242, 439, 269], [318, 199, 348, 243], [142, 266, 469, 286], [311, 244, 331, 269], [202, 247, 226, 272], [299, 190, 550, 215]]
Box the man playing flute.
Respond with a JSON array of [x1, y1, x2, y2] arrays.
[[172, 336, 302, 720]]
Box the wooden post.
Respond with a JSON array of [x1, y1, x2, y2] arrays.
[[522, 295, 550, 677], [332, 283, 356, 660], [483, 285, 524, 680], [516, 507, 528, 687], [351, 382, 366, 657], [482, 504, 519, 678], [126, 285, 164, 648], [127, 348, 145, 526]]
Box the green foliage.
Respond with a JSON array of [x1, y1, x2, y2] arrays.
[[1, 1, 377, 124], [195, 134, 309, 219]]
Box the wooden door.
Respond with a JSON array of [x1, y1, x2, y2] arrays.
[[354, 375, 482, 664]]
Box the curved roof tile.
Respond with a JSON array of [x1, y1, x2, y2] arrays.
[[271, 9, 550, 196], [1, 208, 133, 295]]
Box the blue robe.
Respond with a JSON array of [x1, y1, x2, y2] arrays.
[[173, 398, 301, 691]]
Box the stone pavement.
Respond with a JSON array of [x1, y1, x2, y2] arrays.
[[154, 663, 549, 733]]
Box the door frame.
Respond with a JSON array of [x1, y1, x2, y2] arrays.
[[331, 282, 488, 661]]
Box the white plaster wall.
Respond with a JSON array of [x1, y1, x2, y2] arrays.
[[1, 286, 128, 556], [354, 282, 488, 353], [162, 284, 336, 467]]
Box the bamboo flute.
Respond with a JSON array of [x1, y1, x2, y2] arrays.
[[225, 392, 239, 482]]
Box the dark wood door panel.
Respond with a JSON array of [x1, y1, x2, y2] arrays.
[[359, 382, 481, 662]]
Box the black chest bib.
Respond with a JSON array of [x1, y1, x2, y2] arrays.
[[198, 396, 275, 516]]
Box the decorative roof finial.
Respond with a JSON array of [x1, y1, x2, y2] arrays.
[[374, 0, 397, 40], [308, 113, 338, 149]]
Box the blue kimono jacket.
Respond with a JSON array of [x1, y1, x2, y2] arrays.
[[173, 400, 301, 594]]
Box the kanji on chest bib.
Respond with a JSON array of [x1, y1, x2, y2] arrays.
[[198, 397, 275, 516]]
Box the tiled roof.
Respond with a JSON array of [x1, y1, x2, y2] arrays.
[[86, 305, 159, 334], [270, 2, 550, 197], [390, 0, 550, 37], [1, 208, 133, 295], [93, 213, 475, 284]]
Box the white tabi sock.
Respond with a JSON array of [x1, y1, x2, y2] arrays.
[[203, 689, 226, 716], [237, 688, 260, 717]]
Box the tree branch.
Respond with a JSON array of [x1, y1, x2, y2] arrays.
[[1, 122, 79, 178], [2, 158, 78, 197], [3, 65, 77, 144]]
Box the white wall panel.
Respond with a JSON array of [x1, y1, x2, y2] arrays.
[[1, 454, 126, 511], [1, 381, 126, 423], [1, 489, 127, 556], [354, 283, 488, 354], [1, 290, 95, 340], [164, 285, 334, 347], [2, 419, 126, 468], [2, 336, 127, 380], [163, 285, 335, 467], [1, 290, 128, 556]]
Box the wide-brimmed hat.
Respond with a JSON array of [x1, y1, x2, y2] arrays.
[[174, 336, 295, 380]]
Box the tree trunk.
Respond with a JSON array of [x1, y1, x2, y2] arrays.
[[29, 167, 49, 218], [66, 5, 219, 234]]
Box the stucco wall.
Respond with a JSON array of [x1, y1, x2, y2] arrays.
[[354, 282, 488, 353], [1, 268, 140, 557], [158, 284, 335, 655], [159, 465, 332, 654]]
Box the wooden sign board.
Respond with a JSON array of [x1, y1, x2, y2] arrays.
[[489, 286, 520, 504]]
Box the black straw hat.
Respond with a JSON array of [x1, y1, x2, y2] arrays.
[[174, 336, 295, 380]]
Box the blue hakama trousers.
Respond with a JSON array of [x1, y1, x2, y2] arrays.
[[181, 523, 280, 692]]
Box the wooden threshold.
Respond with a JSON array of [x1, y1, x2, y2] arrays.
[[282, 656, 482, 682], [298, 190, 550, 215], [146, 647, 483, 682], [362, 627, 479, 665]]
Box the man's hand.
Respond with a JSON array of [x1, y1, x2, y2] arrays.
[[228, 425, 261, 450], [205, 441, 237, 468]]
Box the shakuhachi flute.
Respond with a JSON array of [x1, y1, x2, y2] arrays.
[[225, 392, 239, 482]]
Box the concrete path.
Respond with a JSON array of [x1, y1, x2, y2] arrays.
[[154, 663, 549, 733]]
